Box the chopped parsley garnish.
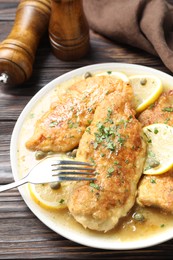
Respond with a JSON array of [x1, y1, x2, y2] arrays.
[[149, 103, 155, 109], [107, 107, 113, 117], [114, 160, 119, 165], [107, 167, 115, 178], [86, 127, 91, 134], [150, 177, 156, 184], [107, 141, 116, 151], [93, 142, 98, 149], [164, 118, 170, 124], [107, 167, 115, 174], [162, 107, 173, 112], [89, 182, 101, 190], [117, 136, 126, 146], [160, 224, 165, 228], [87, 119, 92, 124], [67, 120, 78, 128], [59, 199, 65, 204], [144, 165, 152, 171], [105, 108, 114, 124], [90, 157, 96, 166], [91, 105, 128, 155], [87, 107, 93, 113], [49, 120, 58, 127], [148, 151, 156, 157]]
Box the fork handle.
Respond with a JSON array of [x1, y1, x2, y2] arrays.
[[0, 177, 28, 192]]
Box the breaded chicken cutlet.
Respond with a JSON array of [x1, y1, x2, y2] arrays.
[[68, 83, 146, 232], [137, 90, 173, 213], [26, 76, 128, 153]]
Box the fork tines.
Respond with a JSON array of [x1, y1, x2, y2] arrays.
[[51, 160, 96, 181], [57, 177, 96, 181], [52, 166, 94, 172], [51, 160, 92, 166]]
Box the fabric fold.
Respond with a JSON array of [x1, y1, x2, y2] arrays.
[[83, 0, 173, 72]]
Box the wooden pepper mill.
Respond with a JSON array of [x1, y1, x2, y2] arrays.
[[49, 0, 89, 61], [0, 0, 51, 87]]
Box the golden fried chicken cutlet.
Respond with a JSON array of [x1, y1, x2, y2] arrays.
[[67, 84, 146, 232], [137, 170, 173, 213], [137, 90, 173, 213], [138, 90, 173, 127], [26, 76, 128, 153]]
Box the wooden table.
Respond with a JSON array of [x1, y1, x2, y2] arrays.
[[0, 1, 173, 259]]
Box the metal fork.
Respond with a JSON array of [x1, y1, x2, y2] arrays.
[[0, 156, 95, 192]]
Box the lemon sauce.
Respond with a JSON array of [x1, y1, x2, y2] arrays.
[[17, 70, 173, 242], [41, 203, 173, 242]]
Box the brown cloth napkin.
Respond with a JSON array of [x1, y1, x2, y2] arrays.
[[83, 0, 173, 72]]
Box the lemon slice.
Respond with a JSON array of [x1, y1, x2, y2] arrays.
[[96, 71, 129, 82], [143, 123, 173, 175], [129, 75, 163, 113], [28, 181, 70, 210]]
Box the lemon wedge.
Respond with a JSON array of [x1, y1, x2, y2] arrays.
[[28, 181, 70, 210], [96, 71, 129, 82], [129, 75, 163, 113], [143, 123, 173, 175]]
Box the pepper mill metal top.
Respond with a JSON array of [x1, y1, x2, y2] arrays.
[[49, 0, 90, 61]]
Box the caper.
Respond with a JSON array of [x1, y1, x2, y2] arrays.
[[84, 72, 92, 79], [140, 78, 147, 85], [47, 151, 54, 156], [35, 150, 47, 160], [71, 149, 77, 158], [148, 159, 160, 168], [50, 181, 61, 190], [66, 151, 71, 157], [133, 212, 145, 222], [66, 149, 77, 158]]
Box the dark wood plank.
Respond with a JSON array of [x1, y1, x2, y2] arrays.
[[0, 121, 13, 183], [0, 1, 18, 21]]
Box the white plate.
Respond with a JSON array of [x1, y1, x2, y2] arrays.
[[10, 63, 173, 250]]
